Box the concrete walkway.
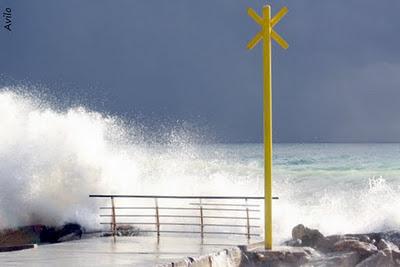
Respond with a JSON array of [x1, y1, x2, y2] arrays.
[[0, 235, 256, 266]]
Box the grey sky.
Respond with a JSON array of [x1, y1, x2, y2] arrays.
[[1, 0, 400, 142]]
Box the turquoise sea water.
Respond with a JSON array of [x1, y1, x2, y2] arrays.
[[188, 143, 400, 241]]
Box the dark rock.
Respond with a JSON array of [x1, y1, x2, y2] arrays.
[[314, 235, 344, 252], [291, 224, 307, 240], [310, 252, 360, 267], [380, 232, 400, 248], [340, 234, 371, 243], [377, 239, 400, 252], [334, 240, 378, 259], [356, 235, 372, 243], [356, 250, 396, 267], [0, 244, 37, 252], [39, 226, 57, 243], [315, 234, 376, 253], [241, 245, 320, 267], [363, 231, 400, 248], [40, 223, 83, 243], [291, 224, 325, 248]]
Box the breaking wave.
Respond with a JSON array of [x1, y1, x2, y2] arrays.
[[1, 88, 400, 243]]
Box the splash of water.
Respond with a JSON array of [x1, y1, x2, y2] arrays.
[[0, 89, 256, 230], [0, 89, 139, 228], [1, 88, 400, 243], [274, 175, 400, 242]]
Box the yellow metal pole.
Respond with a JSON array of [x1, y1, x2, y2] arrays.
[[247, 3, 288, 250], [263, 5, 273, 250]]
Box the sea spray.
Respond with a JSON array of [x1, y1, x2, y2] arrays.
[[0, 89, 251, 230], [274, 172, 400, 242], [0, 89, 138, 229], [1, 89, 400, 243]]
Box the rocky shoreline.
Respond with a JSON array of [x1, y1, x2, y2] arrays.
[[162, 224, 400, 267], [283, 224, 400, 266]]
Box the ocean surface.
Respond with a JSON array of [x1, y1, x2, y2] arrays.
[[1, 90, 400, 265]]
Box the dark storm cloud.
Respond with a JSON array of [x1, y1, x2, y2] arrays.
[[1, 0, 400, 142]]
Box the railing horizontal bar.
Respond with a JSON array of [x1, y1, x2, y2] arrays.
[[203, 207, 260, 212], [100, 222, 150, 225], [99, 222, 260, 228], [90, 194, 275, 200], [100, 207, 259, 212], [99, 215, 260, 220], [190, 203, 260, 207], [136, 230, 259, 236], [100, 207, 155, 210], [205, 224, 259, 228], [100, 222, 202, 226], [100, 215, 155, 218]]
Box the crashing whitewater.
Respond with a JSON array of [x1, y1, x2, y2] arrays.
[[1, 88, 400, 243]]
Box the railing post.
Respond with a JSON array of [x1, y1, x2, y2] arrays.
[[200, 198, 204, 240], [155, 198, 160, 239], [245, 198, 251, 241], [111, 196, 116, 238]]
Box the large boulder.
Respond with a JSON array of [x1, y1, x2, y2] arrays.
[[314, 234, 372, 253], [241, 245, 320, 267], [40, 223, 83, 243], [334, 239, 378, 259], [315, 235, 344, 252], [291, 224, 325, 248], [356, 250, 396, 267]]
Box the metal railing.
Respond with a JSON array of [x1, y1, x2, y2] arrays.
[[90, 194, 278, 241]]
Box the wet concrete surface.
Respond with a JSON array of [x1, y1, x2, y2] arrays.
[[0, 234, 256, 266]]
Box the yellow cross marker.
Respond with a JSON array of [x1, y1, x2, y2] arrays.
[[247, 5, 288, 250]]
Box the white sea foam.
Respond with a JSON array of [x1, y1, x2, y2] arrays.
[[274, 175, 400, 242], [0, 89, 138, 228], [1, 88, 400, 243], [0, 89, 254, 230]]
